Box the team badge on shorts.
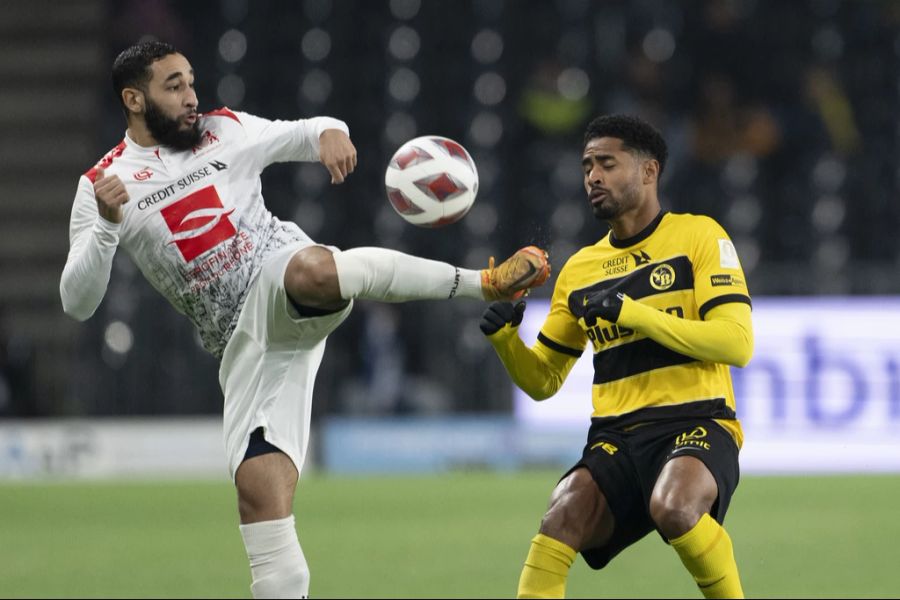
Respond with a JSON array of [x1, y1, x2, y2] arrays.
[[673, 426, 710, 450]]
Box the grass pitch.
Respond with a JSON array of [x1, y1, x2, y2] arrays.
[[1, 472, 898, 598]]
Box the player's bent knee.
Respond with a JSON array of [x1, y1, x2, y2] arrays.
[[650, 457, 718, 538], [237, 490, 293, 524], [285, 247, 345, 309], [649, 494, 702, 539]]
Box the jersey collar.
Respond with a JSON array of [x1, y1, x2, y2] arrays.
[[124, 130, 162, 156], [609, 210, 667, 248]]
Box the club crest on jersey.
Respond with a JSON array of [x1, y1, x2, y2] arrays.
[[160, 185, 236, 262], [649, 264, 675, 290], [133, 167, 153, 181]]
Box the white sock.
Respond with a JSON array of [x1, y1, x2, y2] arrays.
[[239, 515, 310, 599], [332, 247, 484, 301]]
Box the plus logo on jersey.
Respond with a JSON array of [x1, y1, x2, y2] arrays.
[[160, 185, 236, 262]]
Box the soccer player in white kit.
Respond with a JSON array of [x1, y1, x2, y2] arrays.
[[60, 41, 550, 598]]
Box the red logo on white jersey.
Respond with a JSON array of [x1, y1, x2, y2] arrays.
[[193, 130, 221, 154], [160, 186, 236, 262], [133, 167, 153, 181], [85, 140, 126, 183]]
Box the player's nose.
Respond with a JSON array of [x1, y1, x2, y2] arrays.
[[185, 88, 199, 108]]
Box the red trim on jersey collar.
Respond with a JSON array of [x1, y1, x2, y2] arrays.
[[202, 107, 241, 123], [85, 140, 127, 183]]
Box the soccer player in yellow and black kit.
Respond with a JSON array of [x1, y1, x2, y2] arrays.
[[480, 115, 753, 599]]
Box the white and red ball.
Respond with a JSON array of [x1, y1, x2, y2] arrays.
[[384, 135, 479, 227]]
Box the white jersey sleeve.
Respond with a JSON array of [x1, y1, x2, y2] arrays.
[[234, 111, 349, 169], [60, 175, 120, 321]]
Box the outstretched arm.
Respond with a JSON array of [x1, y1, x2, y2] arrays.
[[235, 112, 355, 181]]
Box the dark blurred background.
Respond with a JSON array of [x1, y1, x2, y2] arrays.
[[1, 0, 898, 420]]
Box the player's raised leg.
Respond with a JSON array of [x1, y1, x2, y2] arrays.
[[283, 244, 550, 309], [650, 456, 744, 599], [236, 451, 309, 599]]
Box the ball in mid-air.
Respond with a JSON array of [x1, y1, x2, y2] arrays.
[[384, 136, 479, 227]]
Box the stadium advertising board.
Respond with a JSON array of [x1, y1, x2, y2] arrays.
[[0, 418, 224, 479], [514, 297, 900, 473]]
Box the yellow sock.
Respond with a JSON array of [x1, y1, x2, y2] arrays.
[[516, 533, 577, 599], [669, 513, 744, 599]]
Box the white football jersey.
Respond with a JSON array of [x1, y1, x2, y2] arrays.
[[61, 108, 349, 358]]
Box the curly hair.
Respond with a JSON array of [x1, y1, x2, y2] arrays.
[[583, 115, 668, 177], [112, 41, 179, 109]]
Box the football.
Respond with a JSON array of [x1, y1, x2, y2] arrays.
[[384, 136, 479, 227]]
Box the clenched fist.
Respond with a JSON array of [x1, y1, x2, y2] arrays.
[[93, 168, 129, 224], [480, 301, 527, 336], [319, 129, 357, 184]]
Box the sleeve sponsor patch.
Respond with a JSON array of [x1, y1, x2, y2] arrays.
[[710, 274, 745, 287], [718, 238, 741, 269]]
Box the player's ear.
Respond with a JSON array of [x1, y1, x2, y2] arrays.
[[121, 87, 145, 117], [642, 159, 660, 185]]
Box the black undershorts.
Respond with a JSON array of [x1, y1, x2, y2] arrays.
[[243, 427, 282, 461]]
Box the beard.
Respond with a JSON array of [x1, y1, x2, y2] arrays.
[[590, 180, 640, 221], [144, 97, 201, 151], [591, 195, 621, 221]]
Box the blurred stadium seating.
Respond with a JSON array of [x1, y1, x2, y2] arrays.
[[1, 0, 898, 422]]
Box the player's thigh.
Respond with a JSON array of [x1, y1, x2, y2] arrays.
[[648, 421, 740, 536], [649, 455, 717, 536], [235, 450, 298, 523], [556, 443, 658, 570], [220, 244, 353, 480], [541, 466, 616, 551]]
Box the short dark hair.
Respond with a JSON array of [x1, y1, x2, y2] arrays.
[[111, 41, 179, 109], [583, 114, 668, 177]]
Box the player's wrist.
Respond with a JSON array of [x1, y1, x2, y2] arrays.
[[313, 117, 349, 140], [486, 323, 518, 343], [615, 295, 642, 328]]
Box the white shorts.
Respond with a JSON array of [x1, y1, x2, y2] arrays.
[[219, 242, 352, 480]]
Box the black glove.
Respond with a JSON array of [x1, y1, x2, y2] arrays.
[[584, 290, 624, 327], [480, 301, 526, 336]]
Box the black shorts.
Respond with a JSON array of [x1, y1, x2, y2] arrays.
[[562, 418, 740, 570]]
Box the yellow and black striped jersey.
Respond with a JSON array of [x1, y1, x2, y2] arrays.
[[536, 211, 751, 442]]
